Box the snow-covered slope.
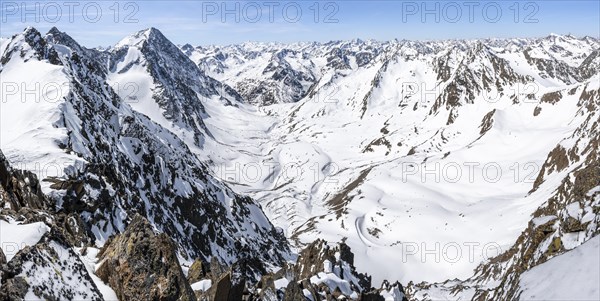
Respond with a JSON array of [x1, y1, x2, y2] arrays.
[[0, 27, 291, 279], [180, 34, 599, 285], [518, 236, 599, 301], [407, 75, 600, 300]]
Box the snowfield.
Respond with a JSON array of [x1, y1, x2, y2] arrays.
[[518, 235, 600, 300], [186, 36, 600, 284], [0, 218, 49, 261]]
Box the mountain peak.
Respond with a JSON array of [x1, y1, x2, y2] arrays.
[[47, 26, 61, 35], [17, 26, 46, 53], [21, 26, 42, 41], [45, 26, 81, 50], [146, 27, 162, 36], [115, 27, 167, 48]]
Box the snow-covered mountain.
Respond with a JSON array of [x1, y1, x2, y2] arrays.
[[0, 26, 291, 280], [182, 31, 599, 276], [181, 33, 599, 298], [1, 26, 598, 300]]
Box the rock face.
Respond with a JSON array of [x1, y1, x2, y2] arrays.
[[188, 259, 208, 284], [96, 214, 196, 301], [282, 280, 304, 301], [204, 271, 245, 301], [1, 149, 102, 300], [0, 229, 103, 300], [295, 239, 367, 284], [0, 248, 5, 265], [190, 239, 408, 301], [108, 27, 244, 146], [285, 239, 407, 301], [470, 103, 600, 300], [0, 276, 28, 300], [0, 150, 49, 213]]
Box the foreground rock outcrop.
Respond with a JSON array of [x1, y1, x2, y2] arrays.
[[1, 148, 409, 301], [96, 214, 196, 301], [191, 239, 408, 300]]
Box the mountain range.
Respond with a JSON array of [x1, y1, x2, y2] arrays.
[[0, 26, 598, 300]]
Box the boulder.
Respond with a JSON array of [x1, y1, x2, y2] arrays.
[[283, 280, 305, 301], [0, 276, 28, 300], [96, 214, 196, 301], [188, 259, 208, 283]]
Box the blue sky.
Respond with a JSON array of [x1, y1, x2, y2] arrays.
[[1, 1, 599, 46]]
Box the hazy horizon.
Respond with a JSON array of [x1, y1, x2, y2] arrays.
[[3, 25, 599, 49], [1, 1, 598, 47]]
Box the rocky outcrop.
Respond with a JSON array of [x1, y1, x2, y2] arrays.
[[0, 229, 103, 300], [470, 162, 599, 300], [201, 271, 244, 301], [430, 43, 530, 122], [579, 48, 600, 79], [523, 47, 581, 84], [0, 277, 28, 300], [188, 259, 208, 284], [479, 109, 496, 135], [233, 49, 317, 106], [0, 149, 94, 248], [0, 150, 49, 213], [96, 214, 196, 301], [282, 280, 304, 301], [277, 240, 407, 300], [109, 27, 243, 144], [187, 239, 408, 301]]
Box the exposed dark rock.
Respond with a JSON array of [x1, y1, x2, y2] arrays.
[[531, 145, 570, 192], [361, 291, 385, 301], [466, 114, 600, 300], [96, 214, 196, 301], [200, 270, 246, 301], [188, 259, 208, 283], [338, 243, 354, 266], [579, 48, 600, 79], [0, 276, 28, 300], [541, 91, 562, 104], [479, 110, 496, 135], [283, 280, 304, 301], [523, 47, 581, 84], [257, 274, 279, 300], [53, 213, 93, 248], [0, 150, 49, 212]]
